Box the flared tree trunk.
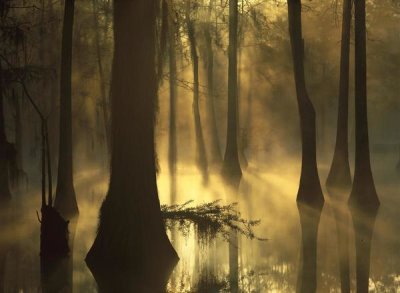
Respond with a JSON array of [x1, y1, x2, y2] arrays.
[[203, 0, 222, 166], [349, 0, 379, 207], [221, 0, 242, 182], [86, 0, 178, 283], [186, 1, 209, 184], [167, 0, 178, 203], [287, 0, 323, 205], [0, 65, 11, 202], [326, 0, 353, 191], [55, 0, 78, 218]]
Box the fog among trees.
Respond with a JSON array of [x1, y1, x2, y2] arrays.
[[0, 0, 399, 292]]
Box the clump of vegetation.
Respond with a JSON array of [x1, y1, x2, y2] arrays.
[[161, 200, 265, 243]]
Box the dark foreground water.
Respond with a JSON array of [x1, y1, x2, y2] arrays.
[[1, 152, 400, 292]]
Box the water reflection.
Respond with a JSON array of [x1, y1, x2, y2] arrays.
[[40, 218, 77, 293], [349, 201, 379, 293], [1, 159, 400, 292], [329, 194, 351, 293], [296, 199, 324, 293]]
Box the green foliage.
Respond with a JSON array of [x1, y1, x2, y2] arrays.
[[161, 200, 265, 244]]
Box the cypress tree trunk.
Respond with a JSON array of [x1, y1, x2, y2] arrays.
[[221, 0, 242, 182], [287, 0, 323, 205], [86, 0, 178, 284], [349, 0, 379, 207], [167, 0, 178, 203], [186, 1, 209, 184], [203, 0, 222, 166], [55, 0, 79, 218], [326, 0, 352, 192], [0, 64, 11, 202], [92, 0, 111, 155]]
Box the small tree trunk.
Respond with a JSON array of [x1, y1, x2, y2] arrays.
[[167, 0, 178, 203], [326, 0, 352, 192], [287, 0, 323, 205], [349, 0, 379, 207], [222, 0, 242, 182], [92, 0, 111, 155], [203, 0, 222, 166], [55, 0, 79, 218], [186, 1, 209, 184], [0, 64, 11, 202]]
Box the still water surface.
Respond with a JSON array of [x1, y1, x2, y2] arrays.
[[1, 152, 399, 292]]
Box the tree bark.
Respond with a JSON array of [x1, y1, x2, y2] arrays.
[[287, 0, 323, 205], [203, 0, 222, 166], [86, 0, 178, 283], [349, 0, 379, 207], [92, 0, 111, 155], [186, 0, 209, 184], [221, 0, 242, 182], [167, 0, 178, 203], [0, 62, 11, 202], [55, 0, 79, 218], [326, 0, 352, 192]]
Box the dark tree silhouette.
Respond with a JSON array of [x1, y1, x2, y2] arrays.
[[54, 0, 79, 218], [186, 0, 209, 184], [203, 0, 222, 166], [326, 0, 353, 192], [348, 0, 380, 207], [221, 0, 242, 182], [287, 0, 324, 205], [92, 0, 111, 155], [167, 0, 178, 204], [0, 62, 12, 203], [86, 0, 178, 283]]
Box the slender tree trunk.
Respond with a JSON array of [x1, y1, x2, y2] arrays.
[[0, 63, 11, 202], [222, 0, 242, 182], [203, 0, 222, 166], [92, 0, 111, 155], [54, 0, 79, 218], [349, 0, 379, 207], [287, 0, 323, 205], [186, 1, 209, 184], [167, 0, 178, 203], [86, 0, 178, 284], [326, 0, 352, 192]]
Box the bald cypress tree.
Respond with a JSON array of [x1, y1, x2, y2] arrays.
[[349, 0, 379, 207], [326, 0, 353, 192], [54, 0, 79, 218], [0, 64, 11, 203], [287, 0, 324, 205], [221, 0, 242, 182], [86, 0, 178, 282]]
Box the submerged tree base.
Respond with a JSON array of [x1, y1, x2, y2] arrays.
[[296, 174, 324, 208], [221, 161, 242, 188], [86, 195, 179, 286], [326, 156, 352, 195], [40, 205, 70, 259], [54, 188, 79, 220], [349, 179, 380, 209]]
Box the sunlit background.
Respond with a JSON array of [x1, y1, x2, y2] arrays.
[[1, 0, 400, 292]]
